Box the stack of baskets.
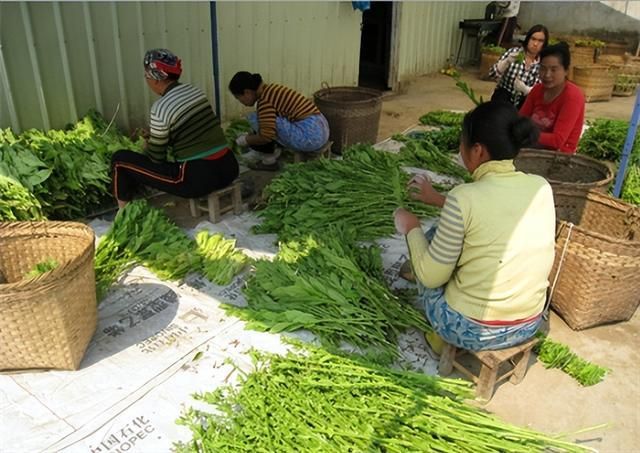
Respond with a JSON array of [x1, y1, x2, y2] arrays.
[[572, 65, 615, 102], [609, 62, 640, 97], [514, 149, 614, 193], [550, 188, 640, 330], [313, 85, 382, 155], [0, 222, 97, 371]]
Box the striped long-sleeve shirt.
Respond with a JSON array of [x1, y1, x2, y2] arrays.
[[256, 84, 320, 141], [147, 83, 226, 162]]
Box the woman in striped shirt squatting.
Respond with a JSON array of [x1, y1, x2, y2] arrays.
[[111, 49, 239, 210], [489, 24, 549, 109], [394, 101, 555, 353], [229, 72, 330, 171]]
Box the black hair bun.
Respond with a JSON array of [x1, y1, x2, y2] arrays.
[[510, 116, 540, 149]]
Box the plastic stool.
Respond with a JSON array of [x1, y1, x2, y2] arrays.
[[438, 336, 539, 401], [292, 141, 333, 163], [189, 180, 243, 223]]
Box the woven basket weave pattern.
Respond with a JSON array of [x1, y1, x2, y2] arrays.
[[550, 189, 640, 330], [573, 65, 615, 102], [313, 86, 382, 155], [514, 149, 614, 193], [0, 222, 97, 371]]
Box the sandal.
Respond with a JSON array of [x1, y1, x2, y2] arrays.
[[399, 260, 416, 282]]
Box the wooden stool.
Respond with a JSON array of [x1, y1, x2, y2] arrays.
[[438, 336, 539, 401], [292, 141, 333, 163], [188, 180, 243, 223]]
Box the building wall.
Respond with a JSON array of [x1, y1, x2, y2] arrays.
[[519, 1, 640, 35], [216, 2, 362, 120], [395, 1, 486, 83], [0, 2, 213, 133]]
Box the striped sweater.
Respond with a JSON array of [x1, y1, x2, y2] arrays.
[[406, 159, 556, 321], [147, 83, 226, 162], [257, 84, 320, 140]]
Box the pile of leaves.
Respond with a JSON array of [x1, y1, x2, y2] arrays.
[[0, 174, 44, 221], [393, 135, 471, 181], [24, 259, 59, 279], [223, 118, 253, 155], [535, 333, 609, 386], [0, 110, 142, 220], [578, 118, 640, 205], [95, 200, 248, 300], [418, 110, 465, 128], [228, 228, 429, 364], [481, 44, 506, 55], [176, 346, 591, 453], [254, 145, 440, 241]]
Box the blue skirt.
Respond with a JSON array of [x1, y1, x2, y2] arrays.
[[418, 225, 541, 351], [247, 112, 329, 152]]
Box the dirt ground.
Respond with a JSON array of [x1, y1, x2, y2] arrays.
[[142, 69, 639, 451]]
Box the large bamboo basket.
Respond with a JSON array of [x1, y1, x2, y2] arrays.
[[313, 86, 382, 155], [550, 189, 640, 330], [0, 222, 97, 371], [514, 149, 614, 193], [568, 46, 596, 81], [479, 52, 501, 80], [609, 63, 640, 97], [572, 65, 615, 102]]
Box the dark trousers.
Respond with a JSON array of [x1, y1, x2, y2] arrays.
[[111, 150, 239, 201], [491, 87, 527, 110]]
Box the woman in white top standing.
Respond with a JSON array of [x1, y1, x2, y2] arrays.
[[489, 24, 549, 109]]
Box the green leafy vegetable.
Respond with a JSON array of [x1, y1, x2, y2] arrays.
[[177, 346, 592, 452], [535, 333, 609, 386], [254, 144, 440, 241], [195, 231, 249, 285], [24, 259, 59, 279], [229, 228, 429, 364], [481, 44, 506, 55], [393, 135, 471, 181], [621, 164, 640, 205], [578, 118, 639, 164], [0, 175, 44, 221], [224, 118, 253, 155]]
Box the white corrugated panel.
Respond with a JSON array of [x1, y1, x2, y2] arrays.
[[395, 1, 486, 82], [216, 2, 362, 120], [0, 2, 213, 133]]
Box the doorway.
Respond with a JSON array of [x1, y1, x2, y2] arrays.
[[358, 1, 393, 91]]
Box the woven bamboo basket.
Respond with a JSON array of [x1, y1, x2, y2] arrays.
[[609, 63, 640, 97], [479, 52, 500, 80], [550, 189, 640, 330], [313, 86, 382, 155], [0, 222, 97, 371], [573, 65, 615, 102], [568, 46, 596, 80], [514, 149, 614, 193]]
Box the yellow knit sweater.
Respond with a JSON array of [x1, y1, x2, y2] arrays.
[[406, 159, 556, 321]]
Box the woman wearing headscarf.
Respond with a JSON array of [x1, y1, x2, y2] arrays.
[[111, 49, 238, 209]]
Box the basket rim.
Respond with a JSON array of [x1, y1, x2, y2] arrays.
[[313, 86, 382, 106], [0, 221, 95, 291], [516, 148, 614, 186], [554, 188, 640, 245]]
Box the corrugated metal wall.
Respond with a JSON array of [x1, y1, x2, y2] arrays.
[[216, 2, 362, 120], [0, 1, 213, 133], [395, 1, 486, 82]]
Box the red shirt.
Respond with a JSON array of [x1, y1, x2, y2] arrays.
[[519, 81, 585, 154]]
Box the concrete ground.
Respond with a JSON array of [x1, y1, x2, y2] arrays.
[[147, 69, 639, 452]]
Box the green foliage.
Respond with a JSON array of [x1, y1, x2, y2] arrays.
[[481, 44, 506, 55], [578, 118, 639, 164], [535, 333, 609, 386], [0, 175, 44, 221], [229, 228, 429, 364], [253, 144, 440, 241], [419, 110, 465, 128], [95, 200, 247, 300], [393, 135, 471, 181], [24, 259, 59, 279], [621, 164, 640, 205], [223, 118, 253, 155], [176, 346, 590, 452], [0, 110, 143, 220]]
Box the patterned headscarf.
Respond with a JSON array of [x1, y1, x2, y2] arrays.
[[144, 49, 182, 81]]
